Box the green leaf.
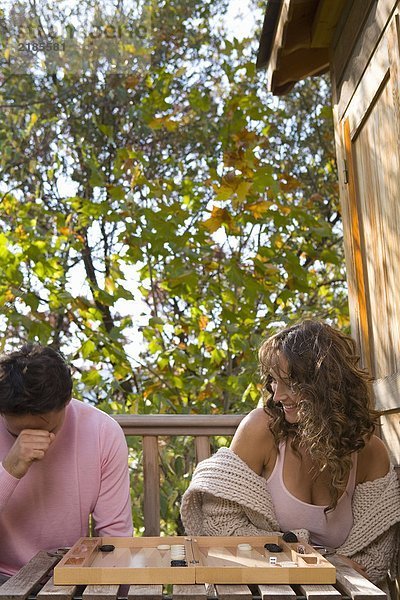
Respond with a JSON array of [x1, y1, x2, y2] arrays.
[[81, 339, 96, 358]]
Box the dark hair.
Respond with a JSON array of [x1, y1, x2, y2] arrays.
[[259, 319, 378, 510], [0, 344, 72, 415]]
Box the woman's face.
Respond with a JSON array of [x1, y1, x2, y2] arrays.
[[270, 354, 301, 424]]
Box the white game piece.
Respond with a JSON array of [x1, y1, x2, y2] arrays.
[[237, 543, 252, 551], [171, 544, 186, 560], [269, 556, 277, 565], [157, 544, 171, 551], [280, 561, 298, 567]]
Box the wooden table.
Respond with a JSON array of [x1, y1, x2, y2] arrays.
[[0, 550, 388, 600]]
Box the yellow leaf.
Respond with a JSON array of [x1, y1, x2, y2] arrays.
[[147, 116, 178, 131], [235, 181, 252, 203], [125, 75, 140, 89], [246, 200, 272, 219], [4, 289, 15, 302], [130, 164, 142, 188], [223, 150, 255, 176], [27, 113, 38, 133], [105, 277, 115, 293], [212, 183, 232, 201], [143, 382, 161, 398], [279, 205, 291, 215], [202, 206, 232, 233], [199, 315, 208, 330], [204, 260, 219, 271], [232, 129, 258, 148], [122, 43, 137, 54]]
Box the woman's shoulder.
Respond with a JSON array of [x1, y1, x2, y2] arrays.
[[235, 407, 274, 438], [356, 434, 391, 483], [230, 408, 275, 476]]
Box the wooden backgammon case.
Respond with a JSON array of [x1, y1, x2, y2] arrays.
[[53, 535, 336, 585]]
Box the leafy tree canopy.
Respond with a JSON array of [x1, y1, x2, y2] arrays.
[[0, 0, 348, 531], [0, 0, 347, 413]]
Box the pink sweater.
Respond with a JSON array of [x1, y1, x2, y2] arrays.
[[0, 399, 133, 576]]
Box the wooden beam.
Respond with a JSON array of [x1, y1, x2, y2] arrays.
[[143, 436, 160, 536], [195, 436, 211, 463], [272, 48, 329, 94], [311, 0, 347, 48], [282, 15, 312, 53], [113, 414, 244, 437], [267, 0, 292, 93], [342, 119, 372, 375]]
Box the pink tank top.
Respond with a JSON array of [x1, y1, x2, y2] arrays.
[[266, 441, 356, 548]]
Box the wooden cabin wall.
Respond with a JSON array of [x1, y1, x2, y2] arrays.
[[330, 0, 400, 463]]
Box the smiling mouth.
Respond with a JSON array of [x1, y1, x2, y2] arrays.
[[280, 403, 297, 410]]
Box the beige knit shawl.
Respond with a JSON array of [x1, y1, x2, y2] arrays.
[[180, 447, 400, 584]]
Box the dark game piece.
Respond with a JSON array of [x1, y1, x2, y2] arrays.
[[99, 544, 115, 552], [264, 543, 283, 552], [171, 559, 187, 567], [282, 531, 299, 543]]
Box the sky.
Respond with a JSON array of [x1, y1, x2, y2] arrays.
[[225, 0, 258, 41]]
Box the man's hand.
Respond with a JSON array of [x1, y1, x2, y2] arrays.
[[2, 430, 56, 479]]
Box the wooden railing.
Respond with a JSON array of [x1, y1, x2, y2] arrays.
[[112, 414, 245, 536], [112, 414, 400, 537]]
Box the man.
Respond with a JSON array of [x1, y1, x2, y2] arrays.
[[0, 344, 133, 579]]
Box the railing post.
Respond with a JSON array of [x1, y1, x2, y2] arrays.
[[195, 436, 211, 463], [142, 436, 160, 536]]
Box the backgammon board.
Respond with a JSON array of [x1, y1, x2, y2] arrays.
[[53, 535, 336, 585]]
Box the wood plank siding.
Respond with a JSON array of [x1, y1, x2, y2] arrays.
[[331, 2, 400, 463], [258, 0, 400, 464]]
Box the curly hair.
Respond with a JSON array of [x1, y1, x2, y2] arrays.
[[258, 319, 378, 511], [0, 344, 72, 415]]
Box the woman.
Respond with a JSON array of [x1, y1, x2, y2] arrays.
[[180, 320, 400, 589]]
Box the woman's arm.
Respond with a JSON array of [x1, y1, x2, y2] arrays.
[[356, 435, 390, 483], [338, 437, 400, 585], [337, 435, 393, 582], [230, 407, 276, 476]]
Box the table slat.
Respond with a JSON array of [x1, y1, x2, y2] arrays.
[[334, 564, 387, 599], [127, 584, 163, 600], [172, 584, 207, 600], [82, 585, 119, 600], [204, 584, 217, 598], [214, 585, 253, 600], [0, 552, 59, 600], [258, 584, 297, 599], [299, 584, 342, 599], [36, 576, 77, 600]]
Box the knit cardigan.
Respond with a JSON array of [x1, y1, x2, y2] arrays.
[[180, 447, 400, 585]]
